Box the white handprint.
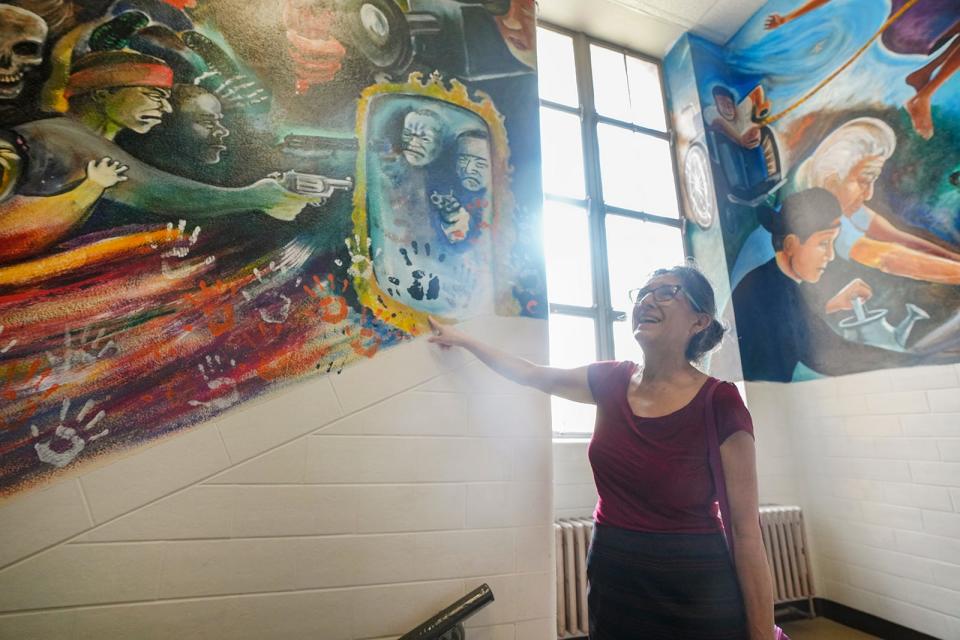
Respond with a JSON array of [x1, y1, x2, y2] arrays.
[[240, 260, 302, 324], [46, 327, 119, 373], [158, 220, 215, 280], [31, 398, 107, 468], [189, 354, 240, 410]]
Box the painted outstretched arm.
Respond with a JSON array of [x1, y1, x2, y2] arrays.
[[850, 236, 960, 284], [866, 211, 960, 261], [109, 158, 317, 221], [765, 0, 831, 28], [427, 317, 595, 404], [0, 158, 127, 263]]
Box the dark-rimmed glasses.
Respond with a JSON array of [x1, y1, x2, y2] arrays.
[[628, 284, 704, 313]]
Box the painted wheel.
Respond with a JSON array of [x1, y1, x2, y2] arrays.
[[682, 142, 716, 229], [343, 0, 413, 70]]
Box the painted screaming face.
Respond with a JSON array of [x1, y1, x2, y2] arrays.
[[102, 86, 173, 134], [456, 133, 491, 192], [401, 110, 444, 167]]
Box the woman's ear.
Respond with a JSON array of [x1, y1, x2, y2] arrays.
[[692, 313, 711, 335]]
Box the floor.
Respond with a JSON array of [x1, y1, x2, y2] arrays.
[[780, 618, 880, 639]]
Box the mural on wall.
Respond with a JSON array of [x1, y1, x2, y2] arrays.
[[668, 0, 960, 382], [0, 0, 545, 494]]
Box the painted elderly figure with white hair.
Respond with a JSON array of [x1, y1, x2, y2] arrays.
[[731, 117, 960, 288], [794, 117, 960, 284]]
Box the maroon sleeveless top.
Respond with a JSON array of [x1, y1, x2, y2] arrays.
[[587, 361, 754, 534]]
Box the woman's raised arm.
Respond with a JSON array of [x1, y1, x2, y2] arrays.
[[428, 317, 595, 404]]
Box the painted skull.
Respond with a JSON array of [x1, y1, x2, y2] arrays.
[[0, 5, 48, 100]]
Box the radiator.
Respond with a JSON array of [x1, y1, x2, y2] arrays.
[[760, 505, 816, 614], [555, 507, 815, 637], [554, 518, 592, 638]]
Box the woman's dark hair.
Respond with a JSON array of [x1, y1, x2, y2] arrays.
[[758, 187, 843, 251], [651, 263, 725, 362]]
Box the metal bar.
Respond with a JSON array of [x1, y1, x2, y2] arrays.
[[397, 584, 495, 640], [544, 193, 589, 208], [539, 98, 581, 116], [605, 205, 683, 228], [572, 30, 613, 361], [595, 114, 670, 140], [548, 303, 597, 318]]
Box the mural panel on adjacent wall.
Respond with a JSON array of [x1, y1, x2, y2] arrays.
[[668, 0, 960, 383], [0, 0, 544, 494]]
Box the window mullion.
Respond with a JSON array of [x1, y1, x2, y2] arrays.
[[572, 32, 614, 362]]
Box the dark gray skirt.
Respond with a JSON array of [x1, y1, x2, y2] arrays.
[[587, 523, 748, 639]]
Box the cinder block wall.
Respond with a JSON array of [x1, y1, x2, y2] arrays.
[[746, 365, 960, 639], [0, 317, 556, 640]]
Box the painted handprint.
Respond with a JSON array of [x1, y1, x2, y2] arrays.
[[241, 262, 302, 324], [188, 354, 239, 410], [31, 398, 107, 468], [158, 219, 215, 280], [46, 326, 119, 373]]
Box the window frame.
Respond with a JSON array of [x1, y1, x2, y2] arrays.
[[538, 23, 686, 436]]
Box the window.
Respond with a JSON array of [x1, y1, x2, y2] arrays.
[[537, 26, 686, 435]]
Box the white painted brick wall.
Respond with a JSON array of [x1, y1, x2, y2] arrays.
[[746, 363, 960, 638], [0, 317, 556, 640]]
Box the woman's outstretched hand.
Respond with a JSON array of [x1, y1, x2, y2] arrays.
[[427, 316, 470, 350]]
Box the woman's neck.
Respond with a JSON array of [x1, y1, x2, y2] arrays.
[[636, 349, 697, 385]]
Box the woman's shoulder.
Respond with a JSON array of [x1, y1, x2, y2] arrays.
[[587, 360, 636, 401]]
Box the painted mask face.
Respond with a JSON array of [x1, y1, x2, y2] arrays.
[[786, 227, 840, 283], [456, 134, 491, 192], [401, 111, 443, 166], [102, 86, 172, 134], [715, 93, 736, 121], [179, 91, 229, 164]]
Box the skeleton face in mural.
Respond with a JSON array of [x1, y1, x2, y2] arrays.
[[401, 109, 445, 167], [0, 6, 48, 101], [456, 130, 491, 193]]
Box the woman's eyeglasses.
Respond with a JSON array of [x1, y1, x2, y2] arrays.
[[628, 284, 704, 313]]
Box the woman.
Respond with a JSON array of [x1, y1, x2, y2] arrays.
[[428, 265, 776, 639]]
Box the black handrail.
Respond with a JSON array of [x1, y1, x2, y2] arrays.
[[398, 583, 495, 640]]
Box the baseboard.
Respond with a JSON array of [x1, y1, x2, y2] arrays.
[[815, 598, 941, 640]]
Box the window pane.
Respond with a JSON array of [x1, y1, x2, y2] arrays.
[[597, 123, 678, 217], [537, 28, 578, 107], [540, 107, 585, 199], [613, 316, 645, 365], [549, 313, 597, 434], [605, 215, 685, 311], [543, 201, 593, 307], [590, 45, 631, 122], [626, 56, 666, 131]]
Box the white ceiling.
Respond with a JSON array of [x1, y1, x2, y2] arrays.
[[538, 0, 768, 58]]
